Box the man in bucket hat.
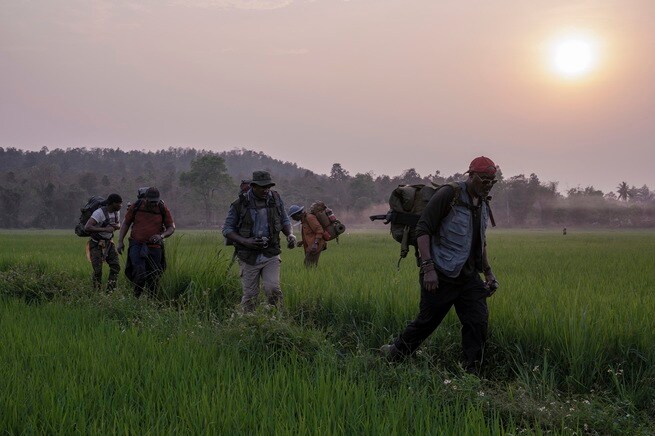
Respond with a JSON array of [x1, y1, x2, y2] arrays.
[[381, 156, 499, 375], [222, 171, 297, 312]]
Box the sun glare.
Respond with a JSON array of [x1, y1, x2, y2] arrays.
[[548, 32, 600, 79]]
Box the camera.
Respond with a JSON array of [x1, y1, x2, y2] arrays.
[[254, 236, 269, 248], [486, 279, 499, 296]]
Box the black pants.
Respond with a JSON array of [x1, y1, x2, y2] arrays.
[[393, 273, 489, 369]]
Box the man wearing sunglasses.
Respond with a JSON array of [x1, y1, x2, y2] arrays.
[[381, 156, 499, 375]]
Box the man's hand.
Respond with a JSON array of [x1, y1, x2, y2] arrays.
[[484, 271, 499, 296], [148, 234, 164, 244], [423, 269, 439, 292], [286, 234, 297, 249], [241, 237, 265, 250], [116, 241, 125, 255]]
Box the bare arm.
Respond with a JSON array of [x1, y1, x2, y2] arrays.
[[417, 234, 438, 292], [116, 220, 131, 254], [84, 217, 115, 234]]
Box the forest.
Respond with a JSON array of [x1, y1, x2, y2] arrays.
[[1, 146, 654, 229]]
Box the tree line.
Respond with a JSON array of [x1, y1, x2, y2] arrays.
[[1, 146, 654, 229]]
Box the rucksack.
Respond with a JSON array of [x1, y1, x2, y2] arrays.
[[309, 201, 346, 241], [370, 182, 495, 267], [131, 198, 167, 228], [74, 196, 107, 237]]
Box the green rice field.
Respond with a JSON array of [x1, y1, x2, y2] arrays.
[[1, 229, 654, 434]]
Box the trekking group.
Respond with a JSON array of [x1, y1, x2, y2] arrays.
[[80, 187, 176, 298], [80, 156, 500, 374]]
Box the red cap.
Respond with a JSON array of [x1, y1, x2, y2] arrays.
[[467, 156, 497, 175]]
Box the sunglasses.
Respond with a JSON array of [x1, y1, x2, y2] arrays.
[[473, 174, 497, 186]]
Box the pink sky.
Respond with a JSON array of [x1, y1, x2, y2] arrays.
[[2, 0, 654, 194]]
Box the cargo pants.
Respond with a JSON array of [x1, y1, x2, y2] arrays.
[[238, 255, 282, 312], [89, 239, 120, 293]]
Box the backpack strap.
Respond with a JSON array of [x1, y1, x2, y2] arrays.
[[101, 206, 111, 226], [134, 199, 166, 220], [446, 182, 496, 227], [484, 198, 496, 227], [233, 193, 249, 226]]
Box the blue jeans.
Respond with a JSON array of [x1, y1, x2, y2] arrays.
[[127, 241, 163, 297]]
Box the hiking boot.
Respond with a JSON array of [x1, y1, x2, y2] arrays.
[[379, 343, 402, 362], [464, 361, 481, 377]]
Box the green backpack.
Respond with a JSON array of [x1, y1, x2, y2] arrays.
[[370, 182, 460, 267], [371, 182, 496, 267]]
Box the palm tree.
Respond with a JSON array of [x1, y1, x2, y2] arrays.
[[617, 181, 630, 201]]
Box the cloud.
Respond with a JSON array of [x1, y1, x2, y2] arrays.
[[171, 0, 294, 10]]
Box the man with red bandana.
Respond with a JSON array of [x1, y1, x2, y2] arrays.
[[381, 156, 499, 374]]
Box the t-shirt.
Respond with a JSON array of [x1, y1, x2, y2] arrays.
[[123, 201, 174, 245], [90, 207, 120, 241]]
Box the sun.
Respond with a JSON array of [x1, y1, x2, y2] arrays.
[[548, 32, 600, 79]]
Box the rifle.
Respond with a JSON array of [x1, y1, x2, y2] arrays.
[[369, 213, 392, 223]]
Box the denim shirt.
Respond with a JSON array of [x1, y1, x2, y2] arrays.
[[431, 182, 489, 278], [222, 190, 291, 238]]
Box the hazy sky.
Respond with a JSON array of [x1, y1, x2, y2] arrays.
[[2, 0, 654, 194]]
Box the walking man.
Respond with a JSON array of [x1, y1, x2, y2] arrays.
[[223, 171, 296, 312], [84, 193, 123, 293], [381, 156, 499, 374], [117, 187, 175, 297], [288, 204, 326, 267]]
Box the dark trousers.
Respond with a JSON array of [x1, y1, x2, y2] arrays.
[[303, 250, 321, 268], [128, 242, 163, 298], [90, 240, 120, 292], [393, 273, 489, 369]]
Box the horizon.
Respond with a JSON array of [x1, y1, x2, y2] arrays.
[[3, 144, 645, 197], [2, 1, 654, 195]]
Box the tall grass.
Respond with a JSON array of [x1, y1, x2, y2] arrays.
[[1, 229, 654, 434]]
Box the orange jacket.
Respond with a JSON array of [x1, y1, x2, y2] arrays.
[[300, 212, 326, 253]]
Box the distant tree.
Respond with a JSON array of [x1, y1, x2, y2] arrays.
[[617, 181, 630, 201], [349, 172, 376, 209], [179, 154, 234, 225], [397, 168, 422, 184], [330, 163, 350, 182], [428, 170, 445, 185], [0, 187, 22, 227], [632, 185, 652, 203], [78, 172, 98, 194], [567, 186, 603, 197], [627, 185, 639, 202]]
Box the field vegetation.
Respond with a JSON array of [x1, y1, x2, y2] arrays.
[[1, 230, 654, 434]]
